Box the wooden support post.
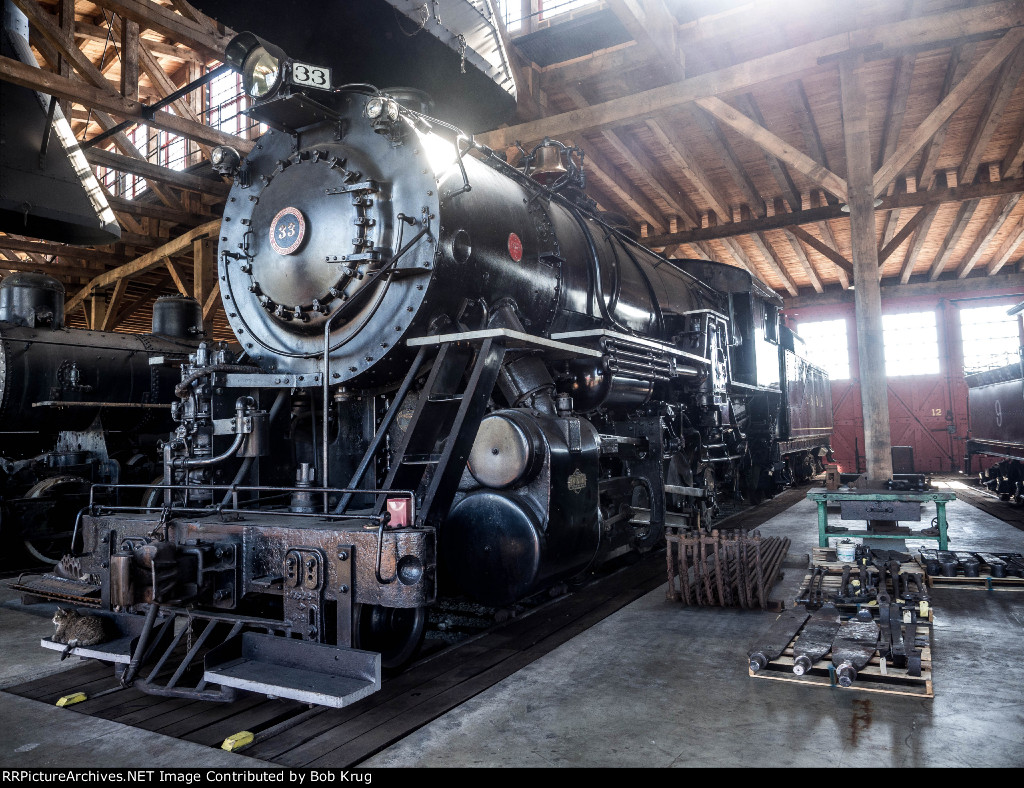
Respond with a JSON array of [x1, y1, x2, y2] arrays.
[[89, 294, 107, 332], [120, 19, 139, 102], [840, 56, 893, 483], [193, 236, 216, 329]]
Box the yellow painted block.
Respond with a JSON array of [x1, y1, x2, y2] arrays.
[[221, 731, 254, 752], [56, 692, 87, 707]]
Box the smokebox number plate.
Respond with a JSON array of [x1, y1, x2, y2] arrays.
[[270, 207, 306, 255]]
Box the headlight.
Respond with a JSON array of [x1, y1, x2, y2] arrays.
[[243, 47, 281, 98], [365, 96, 399, 122], [224, 32, 289, 101]]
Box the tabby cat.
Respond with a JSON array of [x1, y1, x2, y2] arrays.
[[52, 607, 106, 660]]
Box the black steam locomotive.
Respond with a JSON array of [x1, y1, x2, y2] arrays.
[[22, 32, 831, 706], [964, 347, 1024, 500], [0, 274, 204, 563]]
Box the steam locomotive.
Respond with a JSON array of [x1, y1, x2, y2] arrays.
[[0, 274, 204, 563], [21, 32, 831, 706], [964, 347, 1024, 501]]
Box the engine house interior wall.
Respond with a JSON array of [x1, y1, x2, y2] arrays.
[[784, 284, 1024, 474]]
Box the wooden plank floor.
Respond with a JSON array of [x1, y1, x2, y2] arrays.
[[2, 483, 813, 767]]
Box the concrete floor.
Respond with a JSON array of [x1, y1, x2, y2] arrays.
[[3, 479, 1024, 768]]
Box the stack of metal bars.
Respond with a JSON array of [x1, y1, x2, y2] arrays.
[[665, 529, 791, 609]]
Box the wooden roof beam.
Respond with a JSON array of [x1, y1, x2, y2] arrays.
[[573, 138, 671, 234], [958, 42, 1024, 187], [873, 27, 1024, 198], [110, 15, 214, 159], [782, 230, 824, 293], [643, 119, 732, 222], [788, 225, 853, 278], [748, 232, 799, 297], [479, 2, 1024, 150], [604, 0, 684, 81], [808, 193, 850, 289], [787, 80, 838, 204], [717, 237, 759, 281], [987, 216, 1024, 275], [102, 275, 172, 331], [89, 0, 233, 63], [956, 194, 1023, 278], [562, 83, 701, 228], [897, 206, 940, 285], [74, 20, 199, 62], [915, 42, 977, 191], [103, 194, 209, 226], [1002, 120, 1024, 180], [686, 106, 765, 218], [927, 200, 980, 280], [878, 204, 937, 266], [66, 219, 220, 314], [0, 235, 123, 264], [0, 50, 253, 153], [644, 176, 1024, 247], [86, 148, 229, 197], [91, 111, 184, 211], [731, 93, 804, 212], [695, 95, 848, 203]]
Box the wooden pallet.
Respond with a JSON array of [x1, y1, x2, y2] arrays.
[[797, 561, 929, 614], [748, 612, 934, 698], [924, 571, 1024, 590], [914, 552, 1024, 591]]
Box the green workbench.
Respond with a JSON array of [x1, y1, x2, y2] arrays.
[[806, 489, 955, 550]]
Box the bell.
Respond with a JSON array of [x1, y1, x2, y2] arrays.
[[530, 145, 568, 186]]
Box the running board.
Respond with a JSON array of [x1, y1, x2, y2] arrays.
[[40, 610, 172, 664], [204, 633, 381, 708]]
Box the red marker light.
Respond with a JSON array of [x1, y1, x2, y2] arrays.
[[508, 232, 523, 262], [386, 498, 409, 528]]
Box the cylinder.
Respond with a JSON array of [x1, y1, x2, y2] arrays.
[[151, 294, 203, 338], [0, 271, 64, 328]]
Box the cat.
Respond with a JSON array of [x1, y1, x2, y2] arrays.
[[51, 607, 106, 660]]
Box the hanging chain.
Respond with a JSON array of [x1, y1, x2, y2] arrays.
[[458, 34, 467, 74]]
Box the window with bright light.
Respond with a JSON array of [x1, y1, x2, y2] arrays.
[[206, 67, 265, 138], [156, 108, 188, 172], [960, 304, 1022, 374], [883, 311, 940, 376], [496, 0, 598, 33], [122, 125, 148, 200], [791, 318, 849, 380]]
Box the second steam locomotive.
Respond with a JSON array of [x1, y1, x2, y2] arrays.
[[22, 31, 831, 705]]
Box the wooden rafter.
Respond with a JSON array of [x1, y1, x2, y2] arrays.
[[605, 0, 684, 81], [956, 194, 1023, 278], [0, 50, 252, 152], [65, 219, 219, 314], [873, 26, 1024, 197], [928, 200, 980, 280], [477, 2, 1024, 151], [89, 0, 232, 62], [987, 216, 1024, 274], [85, 148, 229, 196], [958, 42, 1024, 187], [877, 205, 937, 267], [694, 95, 848, 203], [644, 176, 1024, 247], [782, 231, 823, 294]]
